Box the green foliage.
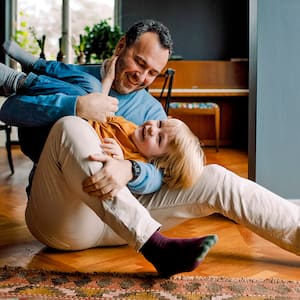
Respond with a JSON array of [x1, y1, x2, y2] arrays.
[[79, 19, 123, 63], [29, 27, 46, 52], [13, 11, 40, 55], [72, 34, 87, 56]]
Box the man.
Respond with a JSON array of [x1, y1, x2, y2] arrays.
[[0, 20, 218, 278], [1, 19, 300, 273]]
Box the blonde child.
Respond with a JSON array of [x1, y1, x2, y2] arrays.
[[0, 56, 205, 189]]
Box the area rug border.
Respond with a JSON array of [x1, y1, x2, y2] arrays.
[[0, 265, 299, 299]]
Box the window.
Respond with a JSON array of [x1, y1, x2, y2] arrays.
[[16, 0, 115, 62]]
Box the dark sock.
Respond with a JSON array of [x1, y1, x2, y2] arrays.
[[0, 63, 26, 96], [2, 40, 38, 71], [140, 232, 218, 277]]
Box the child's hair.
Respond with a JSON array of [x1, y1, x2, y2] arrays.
[[151, 118, 205, 189]]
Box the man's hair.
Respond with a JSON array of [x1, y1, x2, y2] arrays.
[[151, 119, 205, 189], [125, 19, 173, 56]]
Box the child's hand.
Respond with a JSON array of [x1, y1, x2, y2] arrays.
[[105, 56, 118, 81], [101, 138, 124, 160], [102, 56, 118, 95]]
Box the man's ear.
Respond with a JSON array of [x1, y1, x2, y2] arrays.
[[114, 36, 126, 55]]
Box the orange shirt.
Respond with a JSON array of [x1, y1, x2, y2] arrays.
[[89, 116, 147, 162]]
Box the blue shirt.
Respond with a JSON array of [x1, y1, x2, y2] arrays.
[[0, 65, 167, 194]]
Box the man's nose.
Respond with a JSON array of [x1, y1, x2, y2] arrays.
[[133, 71, 148, 85]]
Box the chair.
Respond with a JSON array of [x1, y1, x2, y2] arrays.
[[168, 102, 220, 152], [156, 69, 220, 152], [157, 68, 175, 114], [0, 123, 14, 174]]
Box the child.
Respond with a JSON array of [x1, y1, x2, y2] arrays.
[[0, 50, 204, 189]]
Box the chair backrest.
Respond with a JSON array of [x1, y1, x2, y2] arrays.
[[157, 68, 175, 114]]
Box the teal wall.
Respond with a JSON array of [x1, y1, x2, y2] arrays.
[[255, 0, 300, 198], [121, 0, 248, 60]]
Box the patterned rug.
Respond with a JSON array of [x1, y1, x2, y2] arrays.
[[0, 266, 299, 299]]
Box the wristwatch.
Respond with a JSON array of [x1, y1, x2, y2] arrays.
[[129, 160, 141, 181]]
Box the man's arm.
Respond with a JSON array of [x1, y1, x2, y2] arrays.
[[82, 155, 163, 199]]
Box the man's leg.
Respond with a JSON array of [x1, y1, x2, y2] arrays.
[[20, 73, 87, 96], [0, 62, 26, 96], [0, 60, 88, 97], [138, 164, 300, 255], [3, 40, 101, 93]]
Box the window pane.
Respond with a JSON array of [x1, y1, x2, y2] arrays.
[[71, 0, 115, 63], [17, 0, 114, 61]]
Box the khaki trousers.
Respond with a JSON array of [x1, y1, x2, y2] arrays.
[[26, 116, 300, 255]]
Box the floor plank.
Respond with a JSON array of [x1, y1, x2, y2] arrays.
[[0, 146, 300, 280]]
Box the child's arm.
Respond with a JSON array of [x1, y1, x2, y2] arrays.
[[102, 56, 118, 95]]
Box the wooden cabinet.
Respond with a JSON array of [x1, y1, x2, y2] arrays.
[[149, 60, 249, 148]]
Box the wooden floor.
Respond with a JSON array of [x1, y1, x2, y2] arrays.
[[0, 146, 300, 280]]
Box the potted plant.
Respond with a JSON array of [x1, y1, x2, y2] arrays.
[[29, 27, 46, 59], [73, 34, 87, 64], [75, 19, 123, 64]]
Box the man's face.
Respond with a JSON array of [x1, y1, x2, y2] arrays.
[[112, 32, 170, 94]]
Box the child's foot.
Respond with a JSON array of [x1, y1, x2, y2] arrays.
[[2, 40, 38, 71], [140, 232, 218, 277], [0, 63, 26, 96]]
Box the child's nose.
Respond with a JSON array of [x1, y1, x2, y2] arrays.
[[149, 126, 158, 136]]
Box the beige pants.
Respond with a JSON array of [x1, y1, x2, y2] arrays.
[[26, 116, 161, 251], [26, 116, 300, 255]]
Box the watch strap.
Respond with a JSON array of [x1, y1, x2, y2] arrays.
[[129, 160, 141, 181]]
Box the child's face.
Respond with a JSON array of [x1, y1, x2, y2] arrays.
[[131, 119, 178, 158]]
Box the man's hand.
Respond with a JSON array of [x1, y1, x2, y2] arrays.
[[76, 93, 118, 122], [82, 154, 132, 200]]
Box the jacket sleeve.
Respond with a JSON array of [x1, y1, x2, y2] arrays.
[[127, 161, 163, 194], [0, 93, 77, 127]]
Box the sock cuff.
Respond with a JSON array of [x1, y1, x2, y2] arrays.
[[14, 72, 26, 91]]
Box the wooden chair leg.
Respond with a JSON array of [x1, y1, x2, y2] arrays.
[[214, 105, 220, 152], [4, 125, 14, 174]]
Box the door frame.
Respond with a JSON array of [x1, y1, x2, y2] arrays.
[[248, 0, 257, 180]]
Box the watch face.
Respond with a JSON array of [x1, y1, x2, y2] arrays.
[[130, 160, 141, 180]]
